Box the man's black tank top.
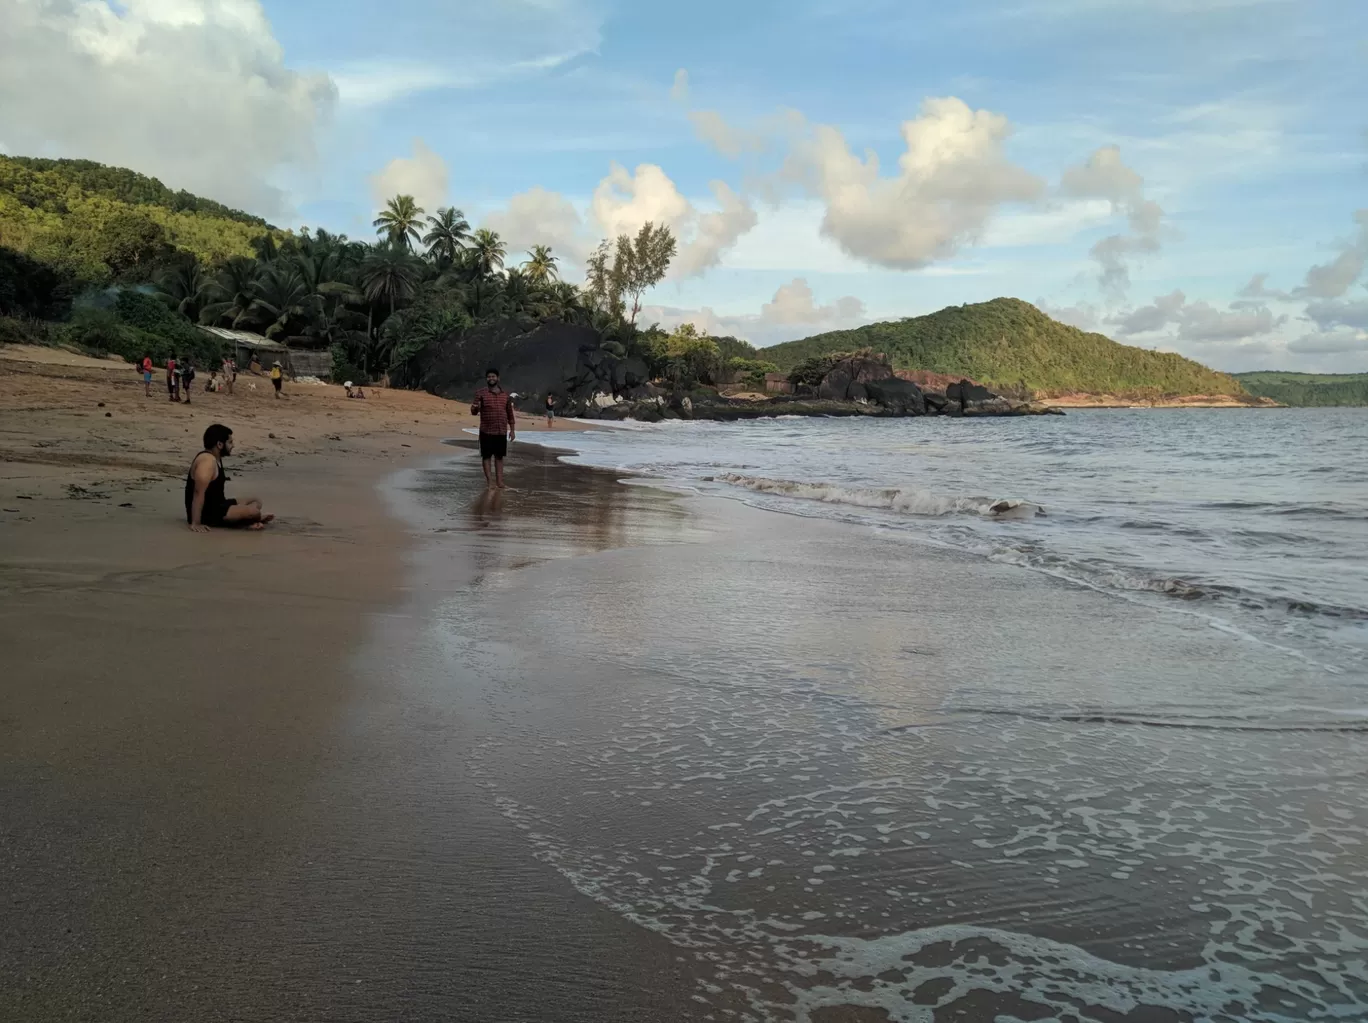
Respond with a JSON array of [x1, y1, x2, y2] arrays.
[[184, 453, 228, 523]]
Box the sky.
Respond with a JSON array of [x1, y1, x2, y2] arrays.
[[2, 0, 1366, 371]]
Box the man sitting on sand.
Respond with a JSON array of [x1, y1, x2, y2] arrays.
[[471, 367, 516, 489], [185, 424, 274, 532]]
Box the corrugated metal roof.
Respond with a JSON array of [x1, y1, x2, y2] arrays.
[[198, 326, 288, 350]]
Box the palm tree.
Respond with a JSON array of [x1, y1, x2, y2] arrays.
[[250, 233, 280, 263], [373, 195, 426, 251], [469, 228, 507, 278], [155, 257, 211, 319], [359, 244, 423, 323], [523, 244, 559, 285], [422, 207, 470, 267], [246, 262, 316, 339], [199, 256, 259, 327]]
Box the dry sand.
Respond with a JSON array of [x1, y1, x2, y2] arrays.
[[0, 345, 618, 1021]]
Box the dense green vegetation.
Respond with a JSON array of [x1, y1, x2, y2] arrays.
[[0, 155, 711, 385], [1235, 371, 1368, 407], [761, 298, 1245, 397]]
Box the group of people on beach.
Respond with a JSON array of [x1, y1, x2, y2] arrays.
[[144, 353, 285, 403]]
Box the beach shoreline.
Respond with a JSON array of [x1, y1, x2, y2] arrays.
[[5, 348, 1365, 1021]]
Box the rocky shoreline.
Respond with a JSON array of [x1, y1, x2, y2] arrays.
[[410, 326, 1064, 422]]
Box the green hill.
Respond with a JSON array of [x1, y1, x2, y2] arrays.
[[1235, 372, 1368, 407], [760, 298, 1244, 397], [0, 155, 275, 304]]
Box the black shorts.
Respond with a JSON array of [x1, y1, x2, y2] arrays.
[[188, 498, 237, 527], [479, 432, 508, 460], [272, 377, 282, 391]]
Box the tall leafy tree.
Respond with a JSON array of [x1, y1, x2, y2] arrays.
[[523, 244, 559, 285], [469, 228, 507, 278], [614, 222, 676, 326], [373, 195, 426, 251], [422, 207, 471, 266]]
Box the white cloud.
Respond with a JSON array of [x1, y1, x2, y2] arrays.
[[476, 163, 758, 280], [369, 138, 449, 214], [688, 110, 764, 159], [981, 199, 1115, 248], [1304, 297, 1368, 332], [1286, 328, 1368, 356], [1060, 145, 1165, 295], [482, 186, 589, 264], [1112, 289, 1281, 342], [785, 97, 1045, 269], [759, 278, 866, 326], [675, 182, 759, 277], [640, 277, 868, 347], [0, 0, 335, 218], [326, 0, 601, 106], [590, 162, 692, 242], [670, 68, 689, 102], [331, 62, 467, 107], [1297, 210, 1368, 298]]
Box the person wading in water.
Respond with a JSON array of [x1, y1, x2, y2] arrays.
[[470, 368, 516, 489], [185, 424, 274, 532]]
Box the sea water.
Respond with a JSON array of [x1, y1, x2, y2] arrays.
[[542, 408, 1368, 677], [411, 409, 1368, 1020]]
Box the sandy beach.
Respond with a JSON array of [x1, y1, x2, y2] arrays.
[[4, 346, 1365, 1021], [0, 348, 689, 1022]]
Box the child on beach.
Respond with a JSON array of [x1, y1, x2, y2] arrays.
[[140, 353, 153, 397], [167, 353, 179, 402], [270, 361, 284, 398], [222, 355, 236, 395], [545, 393, 556, 428]]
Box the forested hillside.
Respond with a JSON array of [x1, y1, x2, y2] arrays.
[[1235, 372, 1368, 407], [761, 298, 1244, 397]]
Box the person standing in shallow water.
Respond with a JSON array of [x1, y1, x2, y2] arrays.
[[471, 368, 516, 489]]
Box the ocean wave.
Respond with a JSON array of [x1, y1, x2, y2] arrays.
[[714, 473, 1045, 520], [913, 706, 1368, 734]]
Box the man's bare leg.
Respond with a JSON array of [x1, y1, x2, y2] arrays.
[[494, 457, 506, 489], [482, 458, 494, 488], [223, 500, 275, 530]]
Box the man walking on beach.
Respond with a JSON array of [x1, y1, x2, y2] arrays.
[[471, 368, 515, 489], [167, 353, 179, 403], [185, 423, 274, 532]]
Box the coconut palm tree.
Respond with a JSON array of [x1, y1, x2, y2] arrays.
[[422, 207, 470, 267], [523, 244, 559, 285], [155, 257, 212, 319], [247, 262, 316, 339], [373, 195, 426, 251], [469, 228, 507, 278], [359, 244, 423, 323], [199, 256, 260, 328]]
